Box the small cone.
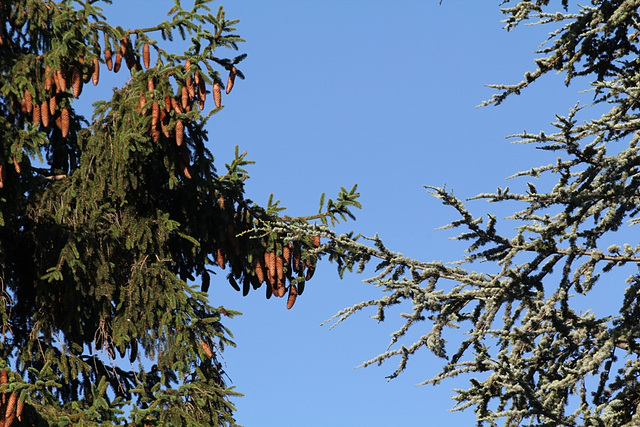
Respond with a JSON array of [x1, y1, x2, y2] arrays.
[[71, 67, 82, 98], [16, 400, 24, 422], [171, 96, 183, 114], [226, 66, 236, 94], [105, 49, 113, 71], [213, 82, 221, 108], [181, 86, 189, 110], [186, 75, 195, 99], [143, 42, 150, 69], [164, 94, 172, 112], [114, 52, 122, 73], [33, 102, 41, 125], [61, 107, 70, 137], [24, 90, 32, 113], [147, 77, 155, 94], [5, 392, 16, 420], [44, 65, 53, 91], [92, 56, 100, 85], [286, 284, 298, 309], [41, 100, 50, 127], [200, 340, 214, 358], [216, 248, 225, 269], [175, 119, 184, 146], [151, 101, 159, 127], [49, 95, 56, 116], [13, 156, 21, 174], [254, 257, 265, 283]]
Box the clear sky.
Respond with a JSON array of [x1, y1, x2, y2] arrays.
[[87, 1, 592, 425]]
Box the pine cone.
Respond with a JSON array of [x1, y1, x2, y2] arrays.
[[147, 77, 155, 94], [13, 156, 20, 174], [114, 52, 122, 73], [200, 340, 214, 358], [151, 101, 159, 127], [254, 257, 265, 284], [171, 96, 183, 114], [286, 284, 298, 309], [143, 42, 150, 69], [61, 107, 70, 137], [49, 94, 56, 116], [24, 89, 32, 113], [44, 65, 53, 91], [181, 86, 189, 110], [213, 82, 221, 108], [41, 100, 50, 127], [226, 66, 236, 94], [186, 75, 195, 99], [72, 67, 83, 98], [92, 56, 100, 85], [105, 48, 113, 71], [175, 119, 184, 146], [5, 392, 16, 420], [216, 248, 225, 269], [16, 399, 24, 422], [33, 102, 41, 125]]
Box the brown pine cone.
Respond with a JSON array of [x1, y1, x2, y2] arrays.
[[61, 107, 70, 137], [213, 82, 221, 108], [105, 49, 113, 71], [286, 284, 298, 309], [72, 67, 83, 98], [24, 89, 32, 113], [44, 65, 53, 91], [92, 56, 100, 85], [41, 100, 50, 127], [175, 119, 184, 146], [143, 42, 150, 69], [226, 66, 236, 94], [33, 102, 41, 125]]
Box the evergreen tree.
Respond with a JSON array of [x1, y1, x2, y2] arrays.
[[0, 0, 359, 425], [265, 1, 640, 425]]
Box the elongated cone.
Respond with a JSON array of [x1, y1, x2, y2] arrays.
[[41, 100, 50, 127], [13, 156, 21, 174], [143, 42, 150, 69], [254, 257, 265, 283], [55, 68, 67, 92], [138, 93, 146, 114], [151, 101, 159, 127], [0, 161, 5, 189], [164, 94, 171, 112], [20, 97, 28, 114], [171, 96, 183, 114], [181, 86, 189, 110], [226, 66, 236, 94], [186, 75, 195, 99], [44, 65, 53, 90], [24, 90, 32, 113], [200, 340, 214, 358], [228, 276, 240, 292], [160, 110, 170, 138], [61, 107, 70, 137], [16, 399, 24, 422], [114, 52, 122, 73], [305, 263, 316, 281], [313, 235, 320, 247], [286, 284, 298, 309], [49, 95, 56, 116], [0, 370, 8, 403], [105, 49, 113, 71], [175, 119, 184, 146], [120, 35, 128, 55], [147, 77, 154, 94], [33, 103, 41, 125], [5, 392, 16, 420], [72, 67, 82, 98], [216, 248, 225, 269], [92, 56, 100, 85], [276, 254, 284, 284], [266, 251, 276, 286], [213, 82, 221, 108], [197, 73, 206, 110]]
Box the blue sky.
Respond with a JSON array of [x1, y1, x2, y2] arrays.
[[90, 1, 594, 425]]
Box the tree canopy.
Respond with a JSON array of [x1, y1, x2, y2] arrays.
[[0, 0, 360, 425]]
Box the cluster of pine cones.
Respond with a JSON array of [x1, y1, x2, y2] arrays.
[[0, 369, 24, 426]]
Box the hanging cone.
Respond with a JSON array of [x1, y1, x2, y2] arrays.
[[181, 86, 189, 110], [49, 95, 56, 116], [33, 102, 41, 125], [143, 42, 150, 69], [286, 284, 298, 309], [41, 100, 50, 127], [61, 107, 70, 137], [92, 56, 100, 85], [200, 340, 214, 358], [105, 49, 113, 71], [13, 156, 21, 174], [226, 66, 236, 94], [114, 52, 122, 73], [213, 82, 221, 108], [71, 67, 83, 98], [175, 119, 184, 146], [44, 65, 53, 91], [24, 90, 32, 113]]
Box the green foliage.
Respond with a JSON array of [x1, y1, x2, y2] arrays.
[[0, 0, 359, 425]]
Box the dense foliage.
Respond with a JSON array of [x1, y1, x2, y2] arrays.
[[0, 0, 360, 425]]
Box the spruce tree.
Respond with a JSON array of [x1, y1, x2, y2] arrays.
[[0, 0, 359, 425], [263, 0, 640, 425]]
